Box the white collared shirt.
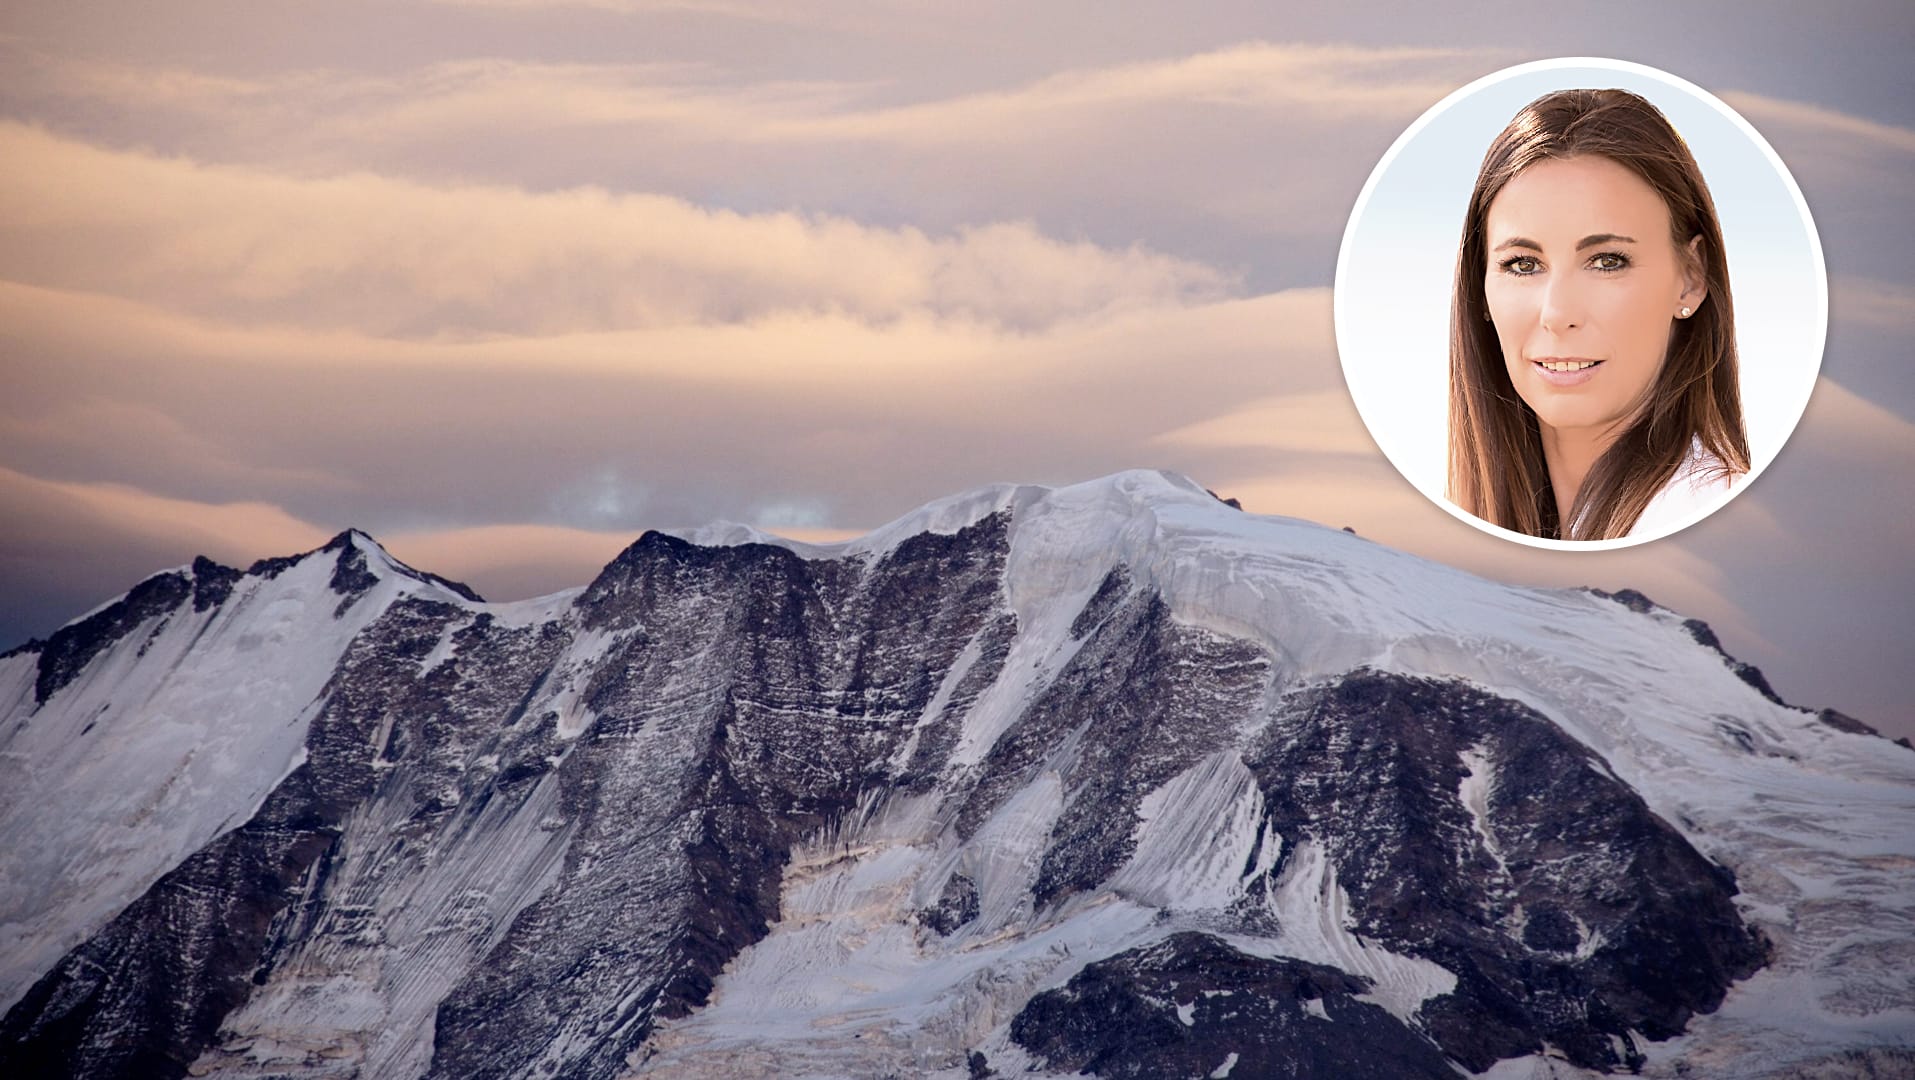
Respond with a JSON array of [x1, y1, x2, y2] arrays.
[[1626, 441, 1741, 539]]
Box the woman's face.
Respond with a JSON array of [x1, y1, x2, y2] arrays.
[[1482, 155, 1701, 444]]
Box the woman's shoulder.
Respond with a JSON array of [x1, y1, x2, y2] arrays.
[[1627, 442, 1743, 539]]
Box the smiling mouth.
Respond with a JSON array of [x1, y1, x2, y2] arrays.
[[1534, 359, 1603, 372]]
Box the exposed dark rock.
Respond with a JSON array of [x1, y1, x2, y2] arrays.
[[1244, 670, 1769, 1073], [1068, 566, 1131, 639], [31, 569, 191, 705], [922, 872, 980, 936], [423, 512, 1014, 1080], [897, 611, 1018, 793], [244, 551, 303, 579], [245, 529, 355, 581], [0, 637, 44, 661], [1681, 617, 1788, 706], [1587, 586, 1659, 614], [422, 572, 483, 602], [1010, 932, 1455, 1080], [188, 556, 242, 612], [1590, 590, 1901, 744], [1815, 708, 1884, 738], [328, 544, 380, 615]]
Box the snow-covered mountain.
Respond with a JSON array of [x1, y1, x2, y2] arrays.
[[1, 471, 1910, 1079]]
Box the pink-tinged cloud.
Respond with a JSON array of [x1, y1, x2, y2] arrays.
[[0, 123, 1233, 337], [0, 398, 352, 500], [420, 0, 809, 18], [1792, 375, 1915, 460], [1721, 90, 1915, 155], [0, 467, 336, 615], [765, 43, 1490, 142], [7, 42, 1486, 146], [1149, 389, 1383, 458], [0, 275, 1320, 400], [0, 40, 1496, 266], [0, 468, 330, 558], [1834, 276, 1915, 333]]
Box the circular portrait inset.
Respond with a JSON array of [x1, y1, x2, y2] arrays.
[[1335, 58, 1826, 549]]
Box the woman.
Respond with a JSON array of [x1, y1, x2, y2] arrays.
[[1447, 88, 1748, 541]]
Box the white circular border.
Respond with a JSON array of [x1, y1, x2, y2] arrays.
[[1333, 57, 1828, 551]]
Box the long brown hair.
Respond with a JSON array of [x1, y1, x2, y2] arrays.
[[1447, 88, 1748, 540]]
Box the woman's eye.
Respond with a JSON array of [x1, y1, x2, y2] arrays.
[[1501, 256, 1541, 275], [1590, 252, 1629, 272]]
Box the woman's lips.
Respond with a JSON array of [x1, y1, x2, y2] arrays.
[[1530, 357, 1604, 387]]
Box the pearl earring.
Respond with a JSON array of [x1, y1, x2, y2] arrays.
[[1679, 307, 1692, 318]]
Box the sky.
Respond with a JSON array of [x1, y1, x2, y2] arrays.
[[1, 1, 1910, 740]]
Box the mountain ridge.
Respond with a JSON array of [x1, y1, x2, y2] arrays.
[[0, 471, 1895, 749]]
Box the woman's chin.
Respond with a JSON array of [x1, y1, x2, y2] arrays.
[[1519, 396, 1621, 436]]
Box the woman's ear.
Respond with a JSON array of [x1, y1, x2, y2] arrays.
[[1679, 234, 1709, 315]]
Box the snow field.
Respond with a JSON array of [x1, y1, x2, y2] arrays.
[[0, 535, 461, 1014]]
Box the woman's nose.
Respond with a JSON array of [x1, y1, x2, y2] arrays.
[[1539, 274, 1586, 333]]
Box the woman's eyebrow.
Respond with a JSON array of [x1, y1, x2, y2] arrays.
[[1576, 232, 1637, 249], [1492, 233, 1638, 253]]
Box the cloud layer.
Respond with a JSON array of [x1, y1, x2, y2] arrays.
[[1, 12, 1911, 741]]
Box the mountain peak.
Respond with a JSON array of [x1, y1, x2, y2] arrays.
[[660, 470, 1220, 561], [245, 527, 484, 604]]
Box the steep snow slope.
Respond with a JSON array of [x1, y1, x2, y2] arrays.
[[0, 532, 476, 1014]]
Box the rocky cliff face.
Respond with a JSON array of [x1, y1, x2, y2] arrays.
[[2, 472, 1910, 1079]]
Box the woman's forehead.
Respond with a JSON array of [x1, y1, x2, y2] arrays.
[[1486, 156, 1672, 244]]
